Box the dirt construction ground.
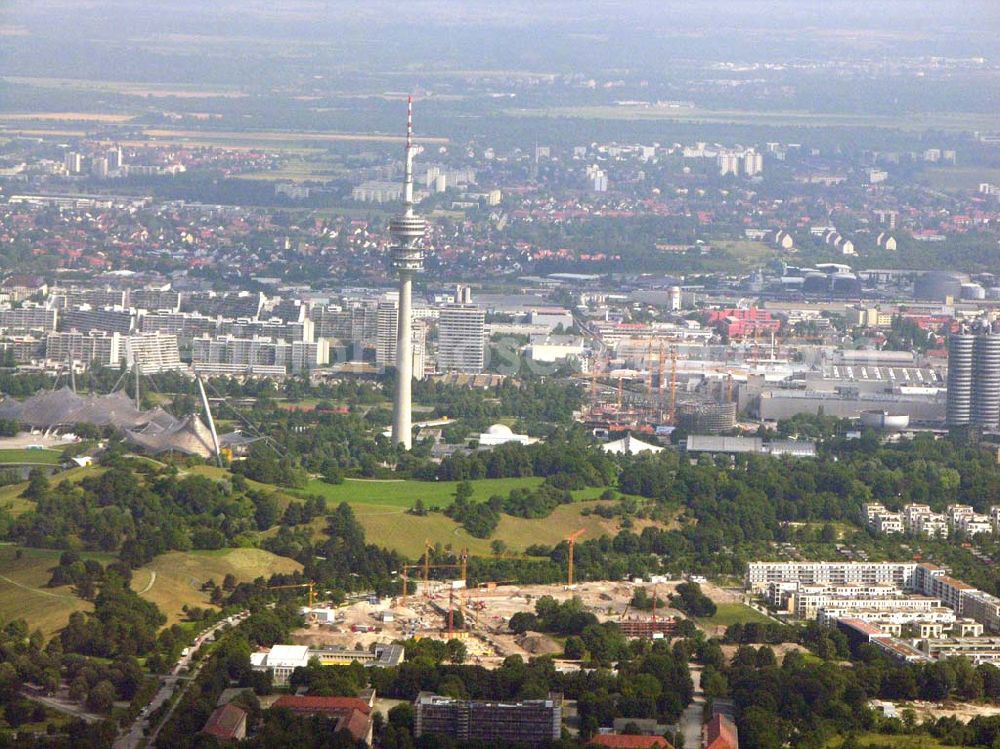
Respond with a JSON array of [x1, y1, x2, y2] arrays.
[[288, 579, 690, 666]]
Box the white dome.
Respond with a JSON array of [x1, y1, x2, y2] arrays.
[[485, 423, 513, 436]]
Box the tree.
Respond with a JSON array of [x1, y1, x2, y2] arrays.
[[490, 539, 508, 558], [86, 679, 117, 713], [22, 467, 49, 499], [564, 636, 585, 660], [509, 612, 539, 634]]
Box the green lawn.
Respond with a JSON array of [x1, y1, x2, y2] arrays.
[[354, 498, 633, 558], [0, 448, 62, 465], [698, 603, 774, 627], [299, 476, 546, 510]]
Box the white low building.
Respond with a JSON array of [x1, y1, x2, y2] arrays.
[[250, 644, 310, 686], [477, 423, 536, 447], [601, 434, 664, 455], [526, 334, 585, 363]]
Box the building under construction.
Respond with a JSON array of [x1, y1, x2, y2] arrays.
[[677, 400, 737, 434], [618, 618, 677, 639]]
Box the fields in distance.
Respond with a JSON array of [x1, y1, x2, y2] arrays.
[[506, 104, 1000, 133]]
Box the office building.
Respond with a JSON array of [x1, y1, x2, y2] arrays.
[[437, 304, 485, 373], [947, 328, 1000, 428], [414, 692, 561, 747], [249, 645, 310, 686]]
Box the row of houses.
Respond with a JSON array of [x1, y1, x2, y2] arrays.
[[863, 502, 1000, 538]]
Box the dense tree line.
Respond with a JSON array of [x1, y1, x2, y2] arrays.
[[434, 438, 616, 485], [60, 582, 166, 658], [4, 462, 329, 568]]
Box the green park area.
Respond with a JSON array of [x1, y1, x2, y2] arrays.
[[697, 602, 774, 628], [0, 448, 62, 465]]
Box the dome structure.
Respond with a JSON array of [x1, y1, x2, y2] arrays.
[[484, 423, 513, 436]]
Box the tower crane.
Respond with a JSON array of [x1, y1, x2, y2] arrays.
[[565, 528, 586, 587], [668, 347, 678, 424], [268, 581, 317, 609]]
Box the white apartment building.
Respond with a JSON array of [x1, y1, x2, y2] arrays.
[[817, 606, 957, 630], [956, 514, 993, 537], [45, 330, 120, 367], [192, 335, 328, 374], [437, 304, 485, 374], [795, 592, 939, 620], [874, 512, 904, 535], [123, 332, 184, 374], [746, 562, 919, 594], [963, 591, 1000, 632]]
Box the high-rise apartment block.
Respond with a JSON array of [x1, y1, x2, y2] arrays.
[[123, 332, 184, 374], [0, 306, 58, 334], [437, 304, 485, 373]]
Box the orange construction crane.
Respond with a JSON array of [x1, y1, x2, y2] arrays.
[[400, 547, 468, 607], [268, 581, 317, 608], [668, 347, 678, 424], [656, 342, 666, 392], [565, 528, 586, 587]]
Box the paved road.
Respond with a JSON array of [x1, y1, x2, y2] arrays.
[[20, 689, 102, 724], [680, 666, 704, 749], [114, 611, 249, 749]]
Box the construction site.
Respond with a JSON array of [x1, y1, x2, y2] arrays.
[[289, 579, 683, 666], [576, 335, 761, 438], [285, 543, 685, 668]]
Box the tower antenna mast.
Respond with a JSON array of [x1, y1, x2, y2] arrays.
[[389, 96, 427, 450]]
